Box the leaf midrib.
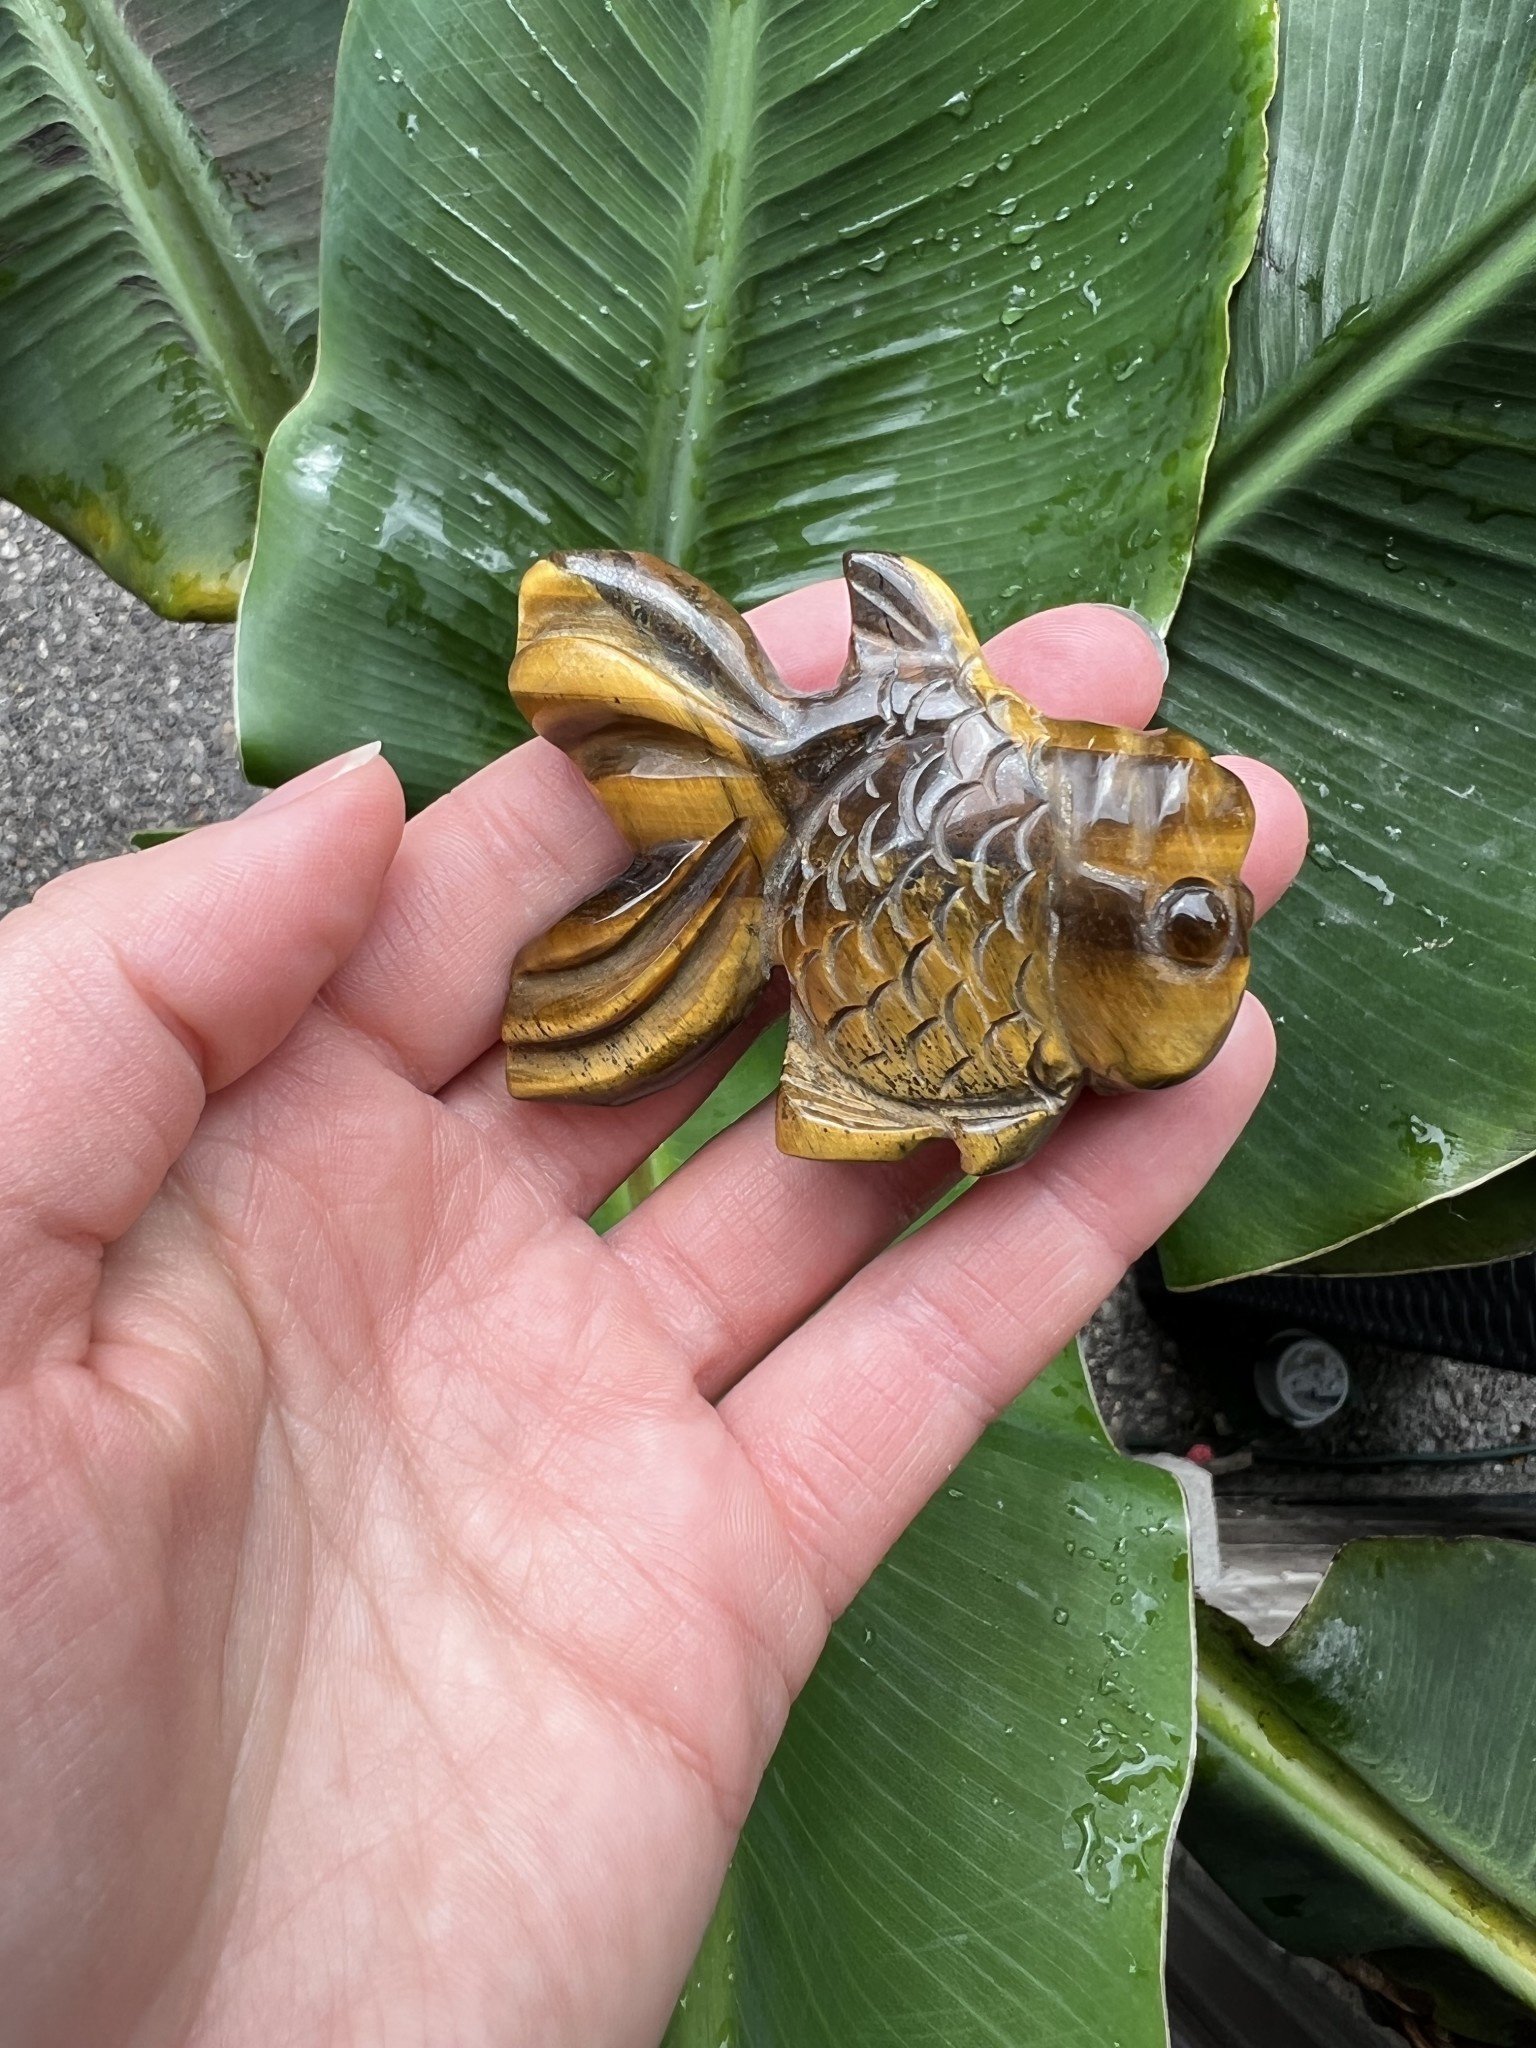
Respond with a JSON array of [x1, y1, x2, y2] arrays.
[[636, 0, 763, 567], [13, 0, 304, 449], [1196, 1608, 1536, 2003], [1199, 172, 1536, 552]]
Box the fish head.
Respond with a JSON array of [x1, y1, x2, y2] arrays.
[[1039, 724, 1255, 1091]]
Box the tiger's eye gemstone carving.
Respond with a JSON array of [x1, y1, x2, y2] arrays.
[[503, 549, 1255, 1174]]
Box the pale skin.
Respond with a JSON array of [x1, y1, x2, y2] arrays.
[[0, 585, 1306, 2048]]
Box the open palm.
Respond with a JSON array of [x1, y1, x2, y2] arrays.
[[0, 586, 1303, 2048]]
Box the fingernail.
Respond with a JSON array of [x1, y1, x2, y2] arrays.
[[245, 742, 383, 817], [1088, 604, 1169, 684]]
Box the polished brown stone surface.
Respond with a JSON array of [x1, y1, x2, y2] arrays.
[[504, 549, 1254, 1173]]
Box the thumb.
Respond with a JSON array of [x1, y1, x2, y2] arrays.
[[0, 745, 404, 1373]]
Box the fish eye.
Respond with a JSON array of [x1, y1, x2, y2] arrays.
[[1154, 879, 1231, 965]]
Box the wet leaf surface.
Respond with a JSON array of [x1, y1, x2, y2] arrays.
[[234, 0, 1274, 808], [0, 0, 345, 614], [668, 1347, 1195, 2048], [1161, 0, 1536, 1280]]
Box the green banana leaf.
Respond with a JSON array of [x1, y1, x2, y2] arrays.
[[233, 0, 1275, 808], [1159, 0, 1536, 1283], [0, 0, 345, 617], [1185, 1542, 1536, 2045], [668, 1346, 1195, 2048], [1292, 1158, 1536, 1278]]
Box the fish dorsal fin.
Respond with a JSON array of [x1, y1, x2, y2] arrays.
[[844, 552, 983, 679], [843, 551, 1048, 745]]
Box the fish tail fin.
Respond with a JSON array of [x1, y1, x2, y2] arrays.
[[504, 552, 794, 1103]]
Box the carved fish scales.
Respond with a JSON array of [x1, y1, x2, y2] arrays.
[[781, 708, 1062, 1108], [503, 549, 1255, 1176]]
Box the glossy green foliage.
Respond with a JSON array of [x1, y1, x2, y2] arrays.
[[1159, 0, 1536, 1282], [668, 1349, 1194, 2048], [1294, 1159, 1536, 1278], [1187, 1542, 1536, 2041], [0, 0, 345, 616], [234, 0, 1276, 809]]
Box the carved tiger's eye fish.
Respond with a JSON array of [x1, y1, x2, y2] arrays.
[[503, 549, 1255, 1174]]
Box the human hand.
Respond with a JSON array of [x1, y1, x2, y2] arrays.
[[0, 587, 1305, 2048]]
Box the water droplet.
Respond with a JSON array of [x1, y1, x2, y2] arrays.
[[1395, 1112, 1462, 1182]]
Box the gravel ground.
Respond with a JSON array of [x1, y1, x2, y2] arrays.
[[5, 502, 1533, 1493], [0, 502, 248, 909], [1083, 1273, 1536, 1503]]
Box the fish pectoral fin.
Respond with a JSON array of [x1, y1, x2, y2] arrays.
[[948, 1101, 1063, 1177], [777, 1015, 946, 1164]]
